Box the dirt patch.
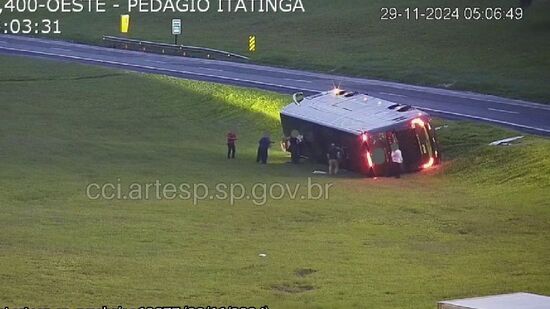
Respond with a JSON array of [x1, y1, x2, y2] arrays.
[[271, 282, 314, 294], [295, 268, 317, 277]]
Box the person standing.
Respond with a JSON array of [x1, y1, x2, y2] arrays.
[[288, 129, 302, 164], [257, 132, 273, 164], [391, 146, 404, 178], [226, 130, 238, 159], [327, 143, 342, 175]]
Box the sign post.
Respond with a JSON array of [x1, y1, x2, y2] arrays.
[[248, 35, 256, 52], [172, 19, 182, 45], [120, 15, 130, 34]]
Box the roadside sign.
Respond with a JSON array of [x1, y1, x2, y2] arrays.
[[172, 19, 182, 35], [248, 35, 256, 52], [120, 15, 130, 33]]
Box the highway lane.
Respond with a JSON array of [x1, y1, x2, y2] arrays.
[[1, 34, 549, 136]]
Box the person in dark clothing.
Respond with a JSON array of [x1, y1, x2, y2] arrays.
[[288, 129, 302, 164], [257, 132, 273, 164], [327, 143, 342, 175], [289, 136, 300, 164], [226, 130, 237, 159]]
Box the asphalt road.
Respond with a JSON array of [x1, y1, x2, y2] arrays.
[[1, 35, 549, 136]]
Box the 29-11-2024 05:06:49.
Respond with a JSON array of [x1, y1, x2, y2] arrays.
[[380, 7, 524, 21]]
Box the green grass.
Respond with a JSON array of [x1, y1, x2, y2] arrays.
[[3, 0, 550, 102], [0, 55, 549, 308]]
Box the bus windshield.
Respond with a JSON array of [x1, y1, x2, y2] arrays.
[[395, 121, 437, 170]]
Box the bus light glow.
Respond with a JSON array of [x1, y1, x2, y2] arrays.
[[361, 133, 368, 143], [411, 118, 425, 128], [332, 87, 343, 95], [366, 151, 373, 168], [422, 157, 435, 169]]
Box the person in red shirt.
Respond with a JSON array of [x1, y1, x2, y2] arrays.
[[226, 130, 238, 159]]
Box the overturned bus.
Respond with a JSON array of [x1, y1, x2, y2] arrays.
[[280, 89, 441, 176]]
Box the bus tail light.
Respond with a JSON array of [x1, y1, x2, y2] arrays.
[[422, 157, 435, 169]]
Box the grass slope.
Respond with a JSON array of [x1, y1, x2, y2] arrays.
[[3, 0, 550, 102], [0, 55, 549, 308]]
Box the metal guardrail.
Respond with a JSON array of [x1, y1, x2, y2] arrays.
[[102, 36, 250, 62]]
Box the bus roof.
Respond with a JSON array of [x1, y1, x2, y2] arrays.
[[281, 90, 429, 135]]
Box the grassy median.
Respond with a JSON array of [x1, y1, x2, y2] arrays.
[[0, 56, 549, 308]]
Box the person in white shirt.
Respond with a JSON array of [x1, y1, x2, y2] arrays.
[[391, 146, 404, 178]]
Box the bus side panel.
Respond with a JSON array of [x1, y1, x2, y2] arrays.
[[280, 114, 369, 174]]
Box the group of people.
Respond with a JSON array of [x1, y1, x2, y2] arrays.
[[226, 129, 345, 175], [226, 130, 274, 164], [226, 130, 304, 166], [325, 143, 404, 177], [226, 129, 406, 178]]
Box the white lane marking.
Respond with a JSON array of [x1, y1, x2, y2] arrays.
[[146, 59, 167, 64], [284, 78, 312, 83], [430, 91, 549, 109], [420, 107, 550, 134], [0, 46, 321, 93], [379, 92, 407, 98], [50, 48, 73, 53], [113, 4, 120, 7], [1, 45, 548, 135], [488, 108, 520, 114], [200, 67, 224, 72]]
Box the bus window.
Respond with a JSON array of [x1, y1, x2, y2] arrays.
[[371, 132, 388, 165]]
